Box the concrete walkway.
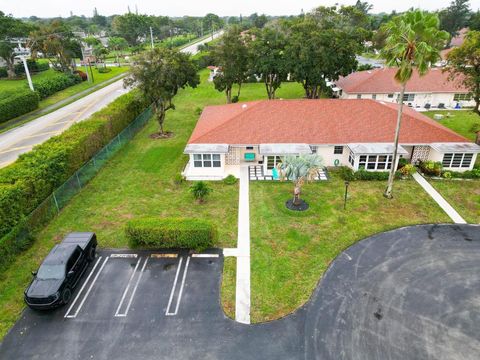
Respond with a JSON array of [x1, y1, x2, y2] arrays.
[[413, 172, 467, 224], [234, 166, 251, 324]]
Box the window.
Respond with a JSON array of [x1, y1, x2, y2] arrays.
[[372, 94, 377, 100], [442, 153, 474, 168], [358, 154, 392, 170], [349, 151, 355, 166], [266, 156, 283, 170], [246, 146, 254, 150], [193, 154, 221, 168], [454, 93, 472, 101], [388, 94, 394, 98], [310, 145, 318, 154], [334, 146, 343, 155], [401, 93, 415, 102], [357, 94, 362, 99]]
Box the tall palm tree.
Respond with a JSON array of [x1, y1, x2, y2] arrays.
[[380, 10, 449, 199]]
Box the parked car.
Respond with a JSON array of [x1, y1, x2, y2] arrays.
[[24, 232, 97, 310]]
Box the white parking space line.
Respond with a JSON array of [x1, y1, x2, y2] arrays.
[[65, 256, 109, 319], [191, 254, 219, 258], [173, 256, 190, 315], [114, 257, 141, 317], [110, 254, 138, 258], [150, 253, 178, 258], [165, 257, 183, 316], [121, 257, 149, 317]]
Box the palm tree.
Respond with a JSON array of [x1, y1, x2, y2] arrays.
[[279, 154, 323, 206], [380, 10, 449, 199], [189, 181, 212, 203]]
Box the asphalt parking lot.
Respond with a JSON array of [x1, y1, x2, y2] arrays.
[[1, 224, 479, 359]]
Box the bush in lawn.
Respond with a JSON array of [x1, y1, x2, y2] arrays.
[[173, 173, 185, 185], [97, 67, 111, 73], [447, 168, 480, 179], [397, 158, 408, 169], [125, 218, 217, 251], [419, 160, 443, 176], [33, 73, 82, 99], [354, 169, 391, 180], [223, 174, 238, 185], [336, 166, 355, 181], [0, 90, 40, 123], [0, 90, 149, 243], [74, 70, 88, 81], [399, 164, 416, 177], [189, 181, 212, 203], [0, 67, 7, 78]]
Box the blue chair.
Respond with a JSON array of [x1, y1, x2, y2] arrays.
[[272, 167, 279, 180]]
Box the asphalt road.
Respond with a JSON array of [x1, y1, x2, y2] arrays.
[[0, 31, 223, 168], [1, 224, 479, 359]]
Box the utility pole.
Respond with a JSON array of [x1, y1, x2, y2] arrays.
[[80, 44, 91, 82], [19, 56, 34, 91], [150, 27, 154, 49], [211, 21, 214, 41]]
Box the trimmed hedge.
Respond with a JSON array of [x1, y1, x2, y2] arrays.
[[33, 73, 82, 99], [0, 90, 40, 123], [126, 218, 217, 251], [335, 166, 401, 181], [0, 90, 149, 241]]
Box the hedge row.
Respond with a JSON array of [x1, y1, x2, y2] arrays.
[[0, 60, 50, 78], [336, 166, 401, 181], [0, 90, 149, 241], [0, 90, 40, 123], [33, 73, 82, 99], [126, 218, 217, 251]]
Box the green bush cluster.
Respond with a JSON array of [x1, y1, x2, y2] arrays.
[[223, 174, 238, 185], [443, 168, 480, 179], [0, 60, 49, 78], [0, 90, 40, 123], [0, 91, 148, 244], [336, 166, 401, 181], [97, 67, 111, 73], [419, 160, 443, 176], [33, 73, 82, 99], [125, 218, 217, 251]]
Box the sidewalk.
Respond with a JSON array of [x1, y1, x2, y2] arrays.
[[412, 172, 467, 224]]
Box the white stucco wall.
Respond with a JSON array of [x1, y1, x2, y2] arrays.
[[427, 148, 478, 172], [183, 153, 226, 180], [341, 92, 475, 109], [314, 145, 350, 167]]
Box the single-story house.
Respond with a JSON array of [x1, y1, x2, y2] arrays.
[[183, 99, 480, 180], [334, 68, 474, 110]]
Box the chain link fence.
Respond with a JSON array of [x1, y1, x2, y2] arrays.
[[16, 105, 153, 243]]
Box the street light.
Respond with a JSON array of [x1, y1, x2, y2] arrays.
[[344, 181, 350, 210], [17, 54, 34, 91]]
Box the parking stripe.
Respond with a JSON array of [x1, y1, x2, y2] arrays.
[[121, 257, 149, 317], [173, 256, 190, 316], [150, 253, 178, 258], [191, 254, 219, 258], [165, 257, 184, 316], [65, 256, 109, 318], [114, 257, 142, 317]]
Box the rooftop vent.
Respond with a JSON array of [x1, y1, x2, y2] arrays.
[[242, 104, 248, 110]]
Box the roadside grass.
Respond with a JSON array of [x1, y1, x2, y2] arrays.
[[429, 179, 480, 224], [424, 110, 480, 141], [246, 175, 451, 322], [0, 70, 304, 339], [221, 257, 236, 319]]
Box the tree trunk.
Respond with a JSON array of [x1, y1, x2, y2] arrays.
[[154, 102, 166, 134], [474, 83, 480, 115], [5, 57, 15, 80], [236, 82, 242, 100], [384, 83, 407, 199], [293, 184, 301, 205], [226, 87, 232, 103]]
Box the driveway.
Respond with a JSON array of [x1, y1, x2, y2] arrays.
[[1, 224, 479, 359]]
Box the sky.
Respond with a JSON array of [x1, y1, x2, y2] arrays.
[[1, 0, 480, 18]]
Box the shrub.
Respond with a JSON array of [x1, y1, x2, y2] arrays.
[[399, 163, 416, 177], [0, 67, 7, 78], [189, 181, 212, 203], [223, 174, 238, 185], [443, 171, 452, 179], [419, 160, 443, 176], [354, 169, 390, 181], [397, 158, 408, 169], [173, 173, 185, 185], [0, 90, 40, 123], [97, 67, 111, 73], [447, 168, 480, 179], [0, 91, 149, 243], [74, 70, 88, 81], [33, 73, 82, 99], [336, 166, 355, 181], [125, 218, 217, 251]]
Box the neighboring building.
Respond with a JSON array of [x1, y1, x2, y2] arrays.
[[183, 99, 479, 180], [334, 68, 474, 110]]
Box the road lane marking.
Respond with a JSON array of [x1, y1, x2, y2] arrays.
[[111, 253, 138, 258], [191, 254, 219, 258], [114, 257, 141, 317], [120, 257, 149, 317], [173, 256, 190, 316], [65, 256, 108, 318], [165, 257, 183, 316], [0, 145, 33, 155], [23, 130, 60, 139]]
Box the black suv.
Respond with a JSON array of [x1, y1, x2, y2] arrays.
[[24, 232, 97, 310]]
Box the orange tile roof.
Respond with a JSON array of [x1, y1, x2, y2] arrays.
[[336, 68, 468, 94], [187, 99, 469, 145]]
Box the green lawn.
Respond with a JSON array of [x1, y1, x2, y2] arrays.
[[238, 176, 451, 322], [424, 110, 480, 141], [0, 70, 305, 339], [429, 179, 480, 224]]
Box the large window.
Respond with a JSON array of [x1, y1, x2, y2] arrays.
[[348, 151, 355, 166], [266, 156, 283, 170], [334, 146, 343, 155], [193, 154, 221, 168], [453, 93, 472, 101], [358, 154, 392, 170], [442, 153, 473, 168], [399, 93, 415, 102]]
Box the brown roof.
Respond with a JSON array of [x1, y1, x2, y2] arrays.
[[336, 68, 468, 94], [187, 99, 468, 145]]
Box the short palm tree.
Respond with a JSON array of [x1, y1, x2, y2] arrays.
[[189, 181, 212, 203], [279, 154, 323, 206], [380, 10, 449, 199]]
